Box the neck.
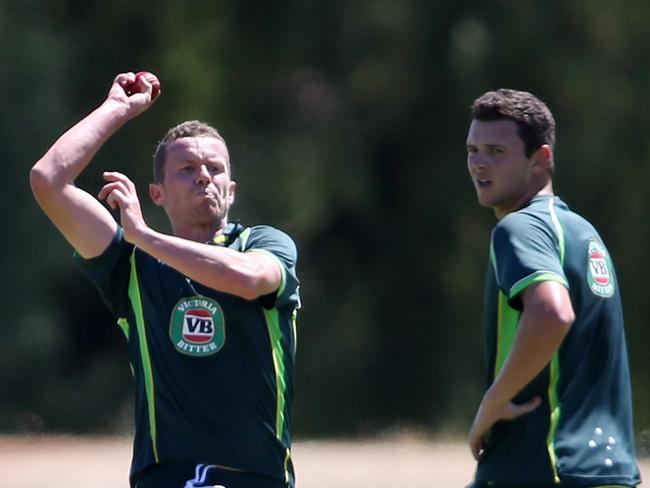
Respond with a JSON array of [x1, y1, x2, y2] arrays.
[[172, 219, 228, 242], [495, 180, 554, 220]]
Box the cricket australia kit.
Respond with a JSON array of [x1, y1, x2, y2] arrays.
[[76, 222, 300, 487], [475, 195, 640, 487]]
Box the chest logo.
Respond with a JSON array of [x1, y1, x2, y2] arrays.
[[169, 296, 225, 357], [587, 240, 615, 298]]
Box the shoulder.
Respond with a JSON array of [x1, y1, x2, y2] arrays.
[[496, 196, 563, 235], [491, 202, 561, 262], [248, 225, 296, 248], [493, 208, 547, 241], [249, 224, 294, 238], [244, 225, 298, 263]]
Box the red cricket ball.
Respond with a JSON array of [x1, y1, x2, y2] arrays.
[[126, 71, 161, 99]]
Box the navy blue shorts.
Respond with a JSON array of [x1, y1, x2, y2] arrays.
[[134, 464, 291, 488], [467, 482, 635, 488]]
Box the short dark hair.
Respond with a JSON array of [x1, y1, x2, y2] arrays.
[[471, 89, 555, 157], [152, 120, 229, 182]]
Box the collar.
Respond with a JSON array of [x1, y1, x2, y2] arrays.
[[211, 221, 244, 247], [520, 193, 559, 211]]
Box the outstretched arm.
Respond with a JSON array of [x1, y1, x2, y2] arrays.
[[97, 171, 283, 300], [135, 229, 282, 300], [468, 280, 575, 460], [30, 72, 160, 258]]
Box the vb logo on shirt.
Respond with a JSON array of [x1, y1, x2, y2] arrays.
[[169, 296, 225, 357], [587, 239, 615, 298]]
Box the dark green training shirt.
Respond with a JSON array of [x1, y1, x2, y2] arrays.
[[75, 222, 300, 487], [476, 195, 640, 487]]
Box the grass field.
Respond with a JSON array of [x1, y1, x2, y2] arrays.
[[0, 435, 646, 487]]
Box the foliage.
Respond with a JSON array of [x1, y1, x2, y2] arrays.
[[2, 0, 648, 440]]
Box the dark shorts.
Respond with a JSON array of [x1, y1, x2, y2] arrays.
[[134, 464, 291, 488], [467, 482, 635, 488]]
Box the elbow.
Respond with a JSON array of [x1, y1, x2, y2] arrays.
[[29, 163, 49, 198], [237, 271, 277, 301], [239, 279, 273, 301], [238, 289, 262, 301], [30, 159, 70, 203], [216, 254, 281, 301], [524, 282, 575, 337], [527, 299, 574, 340], [558, 309, 575, 334], [30, 161, 57, 199], [548, 305, 575, 337], [235, 276, 259, 300]]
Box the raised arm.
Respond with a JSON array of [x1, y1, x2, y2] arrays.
[[468, 280, 575, 459], [30, 72, 160, 258]]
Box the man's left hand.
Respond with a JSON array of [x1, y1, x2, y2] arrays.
[[469, 394, 541, 460], [98, 171, 147, 243]]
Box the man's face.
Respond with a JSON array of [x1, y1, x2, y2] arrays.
[[466, 119, 540, 219], [150, 136, 236, 231]]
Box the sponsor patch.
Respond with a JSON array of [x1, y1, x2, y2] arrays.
[[587, 239, 615, 297], [169, 296, 225, 357]]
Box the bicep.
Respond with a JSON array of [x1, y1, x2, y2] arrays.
[[33, 181, 117, 259]]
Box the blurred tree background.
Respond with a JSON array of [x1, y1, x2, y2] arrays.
[[1, 0, 648, 450]]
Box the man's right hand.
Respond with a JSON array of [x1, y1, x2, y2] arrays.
[[106, 72, 161, 119]]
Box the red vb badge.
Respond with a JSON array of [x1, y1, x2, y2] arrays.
[[169, 297, 225, 357], [587, 239, 615, 298]]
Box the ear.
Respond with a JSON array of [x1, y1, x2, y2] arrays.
[[532, 144, 553, 173], [227, 180, 237, 206], [149, 182, 165, 206]]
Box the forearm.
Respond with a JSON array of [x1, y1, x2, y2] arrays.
[[469, 282, 574, 459], [469, 298, 571, 458], [133, 227, 280, 299], [32, 100, 129, 189]]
